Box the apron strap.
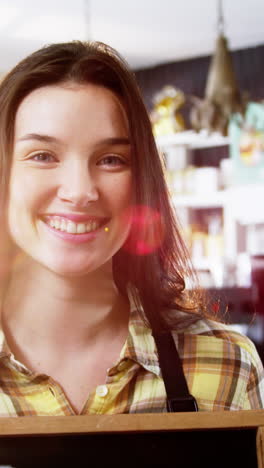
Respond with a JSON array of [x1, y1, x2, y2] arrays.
[[153, 332, 198, 412]]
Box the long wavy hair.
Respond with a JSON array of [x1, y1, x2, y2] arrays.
[[0, 41, 207, 332]]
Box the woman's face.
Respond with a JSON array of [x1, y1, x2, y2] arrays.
[[8, 83, 132, 276]]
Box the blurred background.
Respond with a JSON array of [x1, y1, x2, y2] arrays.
[[0, 0, 264, 357]]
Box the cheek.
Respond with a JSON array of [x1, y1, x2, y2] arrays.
[[8, 182, 31, 223], [104, 173, 132, 213], [117, 184, 133, 241], [106, 176, 132, 243], [117, 175, 132, 208], [8, 168, 50, 214], [7, 175, 42, 244]]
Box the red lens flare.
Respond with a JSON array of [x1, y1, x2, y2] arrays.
[[123, 205, 165, 255]]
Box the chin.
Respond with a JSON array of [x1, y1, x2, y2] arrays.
[[43, 259, 99, 278]]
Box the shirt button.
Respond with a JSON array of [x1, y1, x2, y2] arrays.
[[96, 385, 108, 397]]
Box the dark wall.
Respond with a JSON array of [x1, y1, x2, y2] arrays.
[[135, 43, 264, 127]]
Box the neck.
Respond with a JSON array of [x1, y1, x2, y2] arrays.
[[2, 255, 129, 353]]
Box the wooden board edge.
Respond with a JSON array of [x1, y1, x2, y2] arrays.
[[0, 410, 262, 436]]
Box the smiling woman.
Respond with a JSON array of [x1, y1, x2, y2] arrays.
[[9, 83, 132, 277], [0, 41, 262, 416]]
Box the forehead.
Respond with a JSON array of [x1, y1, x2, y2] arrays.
[[14, 83, 129, 141]]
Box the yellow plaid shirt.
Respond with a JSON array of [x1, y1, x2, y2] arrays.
[[0, 292, 263, 416]]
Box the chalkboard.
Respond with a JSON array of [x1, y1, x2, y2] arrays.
[[0, 427, 258, 468]]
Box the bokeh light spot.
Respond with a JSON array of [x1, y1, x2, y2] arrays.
[[123, 205, 165, 256]]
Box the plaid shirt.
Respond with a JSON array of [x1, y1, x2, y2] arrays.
[[0, 291, 263, 416]]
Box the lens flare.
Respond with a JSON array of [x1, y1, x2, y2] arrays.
[[123, 205, 165, 255]]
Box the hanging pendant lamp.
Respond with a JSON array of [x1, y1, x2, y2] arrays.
[[190, 0, 246, 136]]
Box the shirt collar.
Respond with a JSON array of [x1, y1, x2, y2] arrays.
[[0, 328, 33, 374], [0, 286, 162, 377], [119, 287, 161, 377]]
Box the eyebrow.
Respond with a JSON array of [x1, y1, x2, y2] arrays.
[[17, 133, 60, 144], [17, 133, 130, 146]]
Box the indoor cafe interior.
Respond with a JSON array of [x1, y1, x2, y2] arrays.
[[0, 0, 263, 465], [0, 0, 264, 377]]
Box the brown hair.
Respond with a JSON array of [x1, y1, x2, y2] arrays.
[[0, 41, 206, 331]]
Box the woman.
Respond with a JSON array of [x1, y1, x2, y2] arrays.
[[0, 41, 262, 416]]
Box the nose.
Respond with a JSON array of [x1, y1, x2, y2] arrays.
[[57, 160, 99, 208]]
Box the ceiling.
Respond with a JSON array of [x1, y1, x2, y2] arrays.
[[0, 0, 263, 73]]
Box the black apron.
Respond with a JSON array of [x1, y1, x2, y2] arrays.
[[153, 332, 198, 412]]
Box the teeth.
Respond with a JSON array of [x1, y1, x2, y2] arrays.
[[60, 219, 66, 231], [67, 222, 76, 234], [77, 223, 86, 234], [47, 217, 102, 234]]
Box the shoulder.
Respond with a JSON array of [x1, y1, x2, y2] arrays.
[[170, 316, 264, 410], [171, 315, 261, 368], [171, 314, 258, 357]]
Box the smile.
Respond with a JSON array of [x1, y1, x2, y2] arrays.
[[45, 216, 106, 235]]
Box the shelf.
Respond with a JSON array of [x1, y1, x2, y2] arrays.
[[156, 130, 230, 149], [227, 185, 264, 225], [192, 258, 212, 270], [172, 186, 264, 219], [172, 190, 228, 208]]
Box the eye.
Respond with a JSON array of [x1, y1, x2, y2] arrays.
[[98, 154, 128, 168], [29, 152, 56, 163]]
